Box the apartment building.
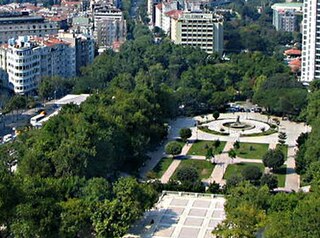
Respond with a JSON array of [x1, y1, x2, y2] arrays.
[[271, 3, 303, 32], [0, 12, 60, 45], [58, 32, 95, 74], [92, 4, 126, 51], [0, 33, 94, 94], [171, 11, 223, 55], [301, 0, 320, 82]]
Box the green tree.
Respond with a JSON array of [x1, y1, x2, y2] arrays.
[[176, 166, 199, 183], [278, 132, 287, 145], [262, 149, 285, 171], [213, 111, 220, 120], [213, 203, 266, 238], [233, 140, 240, 149], [165, 141, 182, 158], [241, 165, 262, 182], [228, 149, 237, 160], [59, 198, 91, 238], [179, 128, 192, 142], [260, 173, 278, 190]]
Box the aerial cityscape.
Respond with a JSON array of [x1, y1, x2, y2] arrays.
[[0, 0, 319, 237]]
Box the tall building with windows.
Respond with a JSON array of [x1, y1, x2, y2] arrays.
[[92, 4, 126, 52], [171, 11, 223, 55], [301, 0, 320, 82], [271, 3, 303, 32], [0, 12, 59, 45]]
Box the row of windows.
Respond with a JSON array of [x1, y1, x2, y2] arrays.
[[181, 33, 213, 37], [14, 82, 36, 91], [13, 77, 36, 84], [8, 56, 39, 63], [181, 42, 213, 47], [0, 24, 55, 30]]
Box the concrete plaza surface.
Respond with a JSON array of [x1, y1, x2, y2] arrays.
[[126, 192, 225, 238]]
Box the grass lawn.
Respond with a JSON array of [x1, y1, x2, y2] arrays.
[[187, 140, 226, 156], [224, 162, 265, 180], [151, 157, 174, 178], [173, 159, 215, 180], [273, 165, 286, 187], [198, 126, 230, 135], [276, 144, 288, 160], [235, 142, 269, 160]]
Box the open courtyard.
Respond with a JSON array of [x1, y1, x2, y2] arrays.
[[126, 192, 225, 238]]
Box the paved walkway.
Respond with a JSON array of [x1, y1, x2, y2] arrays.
[[285, 147, 300, 191], [268, 143, 277, 150], [161, 160, 181, 183], [160, 143, 193, 183]]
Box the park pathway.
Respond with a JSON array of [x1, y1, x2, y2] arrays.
[[205, 141, 234, 185], [285, 147, 300, 191], [160, 143, 192, 183], [161, 160, 181, 183], [268, 143, 277, 150]]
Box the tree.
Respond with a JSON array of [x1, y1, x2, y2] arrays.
[[59, 198, 91, 238], [213, 203, 266, 238], [241, 165, 262, 182], [206, 147, 214, 161], [165, 141, 182, 158], [179, 128, 192, 142], [228, 149, 237, 160], [260, 173, 278, 189], [233, 140, 240, 149], [262, 149, 285, 171], [213, 111, 220, 120], [208, 182, 220, 194], [278, 131, 287, 145], [176, 166, 199, 183], [214, 139, 221, 149]]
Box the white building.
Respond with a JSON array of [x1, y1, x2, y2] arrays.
[[171, 11, 224, 55], [154, 1, 179, 33], [271, 3, 303, 32], [58, 32, 95, 75], [0, 33, 94, 95], [301, 0, 320, 82], [5, 37, 41, 94]]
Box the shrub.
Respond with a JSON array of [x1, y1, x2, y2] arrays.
[[176, 166, 199, 183], [241, 165, 262, 181]]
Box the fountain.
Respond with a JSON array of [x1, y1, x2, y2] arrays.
[[223, 116, 254, 130]]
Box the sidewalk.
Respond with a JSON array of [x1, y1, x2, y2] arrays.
[[285, 147, 300, 191], [160, 142, 192, 184]]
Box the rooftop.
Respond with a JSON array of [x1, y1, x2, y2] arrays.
[[55, 94, 90, 106]]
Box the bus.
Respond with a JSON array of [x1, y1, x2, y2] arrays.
[[30, 114, 46, 127]]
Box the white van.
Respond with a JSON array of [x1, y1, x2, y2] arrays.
[[2, 134, 12, 143]]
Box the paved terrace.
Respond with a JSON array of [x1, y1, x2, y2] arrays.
[[126, 191, 225, 238]]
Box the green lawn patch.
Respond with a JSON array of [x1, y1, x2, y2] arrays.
[[198, 126, 230, 135], [224, 162, 265, 180], [273, 165, 286, 187], [173, 159, 215, 180], [276, 144, 288, 160], [187, 140, 226, 156], [151, 157, 173, 178], [235, 142, 269, 160]]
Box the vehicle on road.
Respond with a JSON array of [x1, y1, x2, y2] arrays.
[[2, 134, 13, 143], [30, 114, 46, 127]]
